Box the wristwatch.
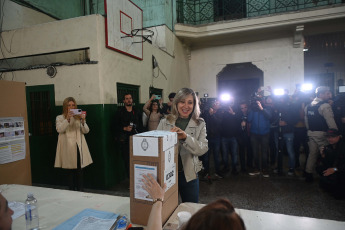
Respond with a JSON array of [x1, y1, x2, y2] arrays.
[[334, 168, 338, 172]]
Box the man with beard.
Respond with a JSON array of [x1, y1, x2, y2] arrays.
[[116, 93, 142, 177]]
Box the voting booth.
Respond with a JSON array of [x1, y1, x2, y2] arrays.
[[130, 131, 178, 225]]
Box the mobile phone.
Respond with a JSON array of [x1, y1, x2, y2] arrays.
[[155, 95, 161, 100], [70, 109, 82, 115]]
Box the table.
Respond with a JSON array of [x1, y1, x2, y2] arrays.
[[165, 202, 345, 230], [0, 184, 130, 229], [2, 184, 345, 230]]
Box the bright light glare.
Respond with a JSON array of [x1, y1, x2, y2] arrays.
[[301, 83, 313, 92], [274, 89, 284, 96], [220, 93, 231, 102]]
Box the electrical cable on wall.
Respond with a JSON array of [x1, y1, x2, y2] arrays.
[[152, 55, 167, 82], [0, 0, 15, 81], [152, 26, 175, 58]]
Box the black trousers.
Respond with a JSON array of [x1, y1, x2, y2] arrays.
[[67, 146, 83, 191]]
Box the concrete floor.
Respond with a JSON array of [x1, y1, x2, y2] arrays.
[[94, 169, 345, 222], [35, 156, 345, 222]]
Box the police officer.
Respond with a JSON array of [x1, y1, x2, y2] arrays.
[[304, 86, 338, 182]]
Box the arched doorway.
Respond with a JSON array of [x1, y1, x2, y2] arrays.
[[217, 62, 263, 104]]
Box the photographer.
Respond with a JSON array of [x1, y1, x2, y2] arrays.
[[316, 129, 345, 199], [116, 93, 142, 177], [202, 100, 223, 179], [161, 92, 176, 115], [273, 95, 299, 176], [221, 101, 241, 175], [248, 92, 272, 177], [237, 102, 253, 172], [55, 97, 92, 191], [333, 93, 345, 137]]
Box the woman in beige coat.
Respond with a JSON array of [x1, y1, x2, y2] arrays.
[[54, 97, 92, 191]]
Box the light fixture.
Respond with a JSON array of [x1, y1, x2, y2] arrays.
[[301, 83, 313, 92], [273, 89, 284, 96], [220, 93, 231, 102]]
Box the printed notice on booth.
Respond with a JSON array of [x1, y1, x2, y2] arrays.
[[134, 164, 157, 201], [0, 117, 26, 164]]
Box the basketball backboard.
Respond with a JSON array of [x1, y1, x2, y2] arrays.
[[104, 0, 143, 60]]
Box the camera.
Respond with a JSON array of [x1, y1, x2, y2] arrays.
[[250, 92, 263, 111]]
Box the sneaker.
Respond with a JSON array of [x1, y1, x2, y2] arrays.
[[273, 168, 279, 174], [203, 173, 210, 180], [287, 168, 295, 176], [214, 173, 223, 179], [262, 170, 270, 178], [248, 170, 260, 176]]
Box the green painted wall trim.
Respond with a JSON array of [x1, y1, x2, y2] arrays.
[[31, 103, 128, 189]]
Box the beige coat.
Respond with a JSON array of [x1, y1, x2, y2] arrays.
[[54, 115, 93, 169], [157, 117, 208, 182]]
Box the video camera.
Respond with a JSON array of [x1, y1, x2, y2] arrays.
[[250, 91, 264, 111]]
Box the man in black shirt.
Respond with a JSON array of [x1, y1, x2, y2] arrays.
[[116, 93, 142, 177]]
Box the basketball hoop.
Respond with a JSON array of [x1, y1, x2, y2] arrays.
[[121, 28, 154, 44]]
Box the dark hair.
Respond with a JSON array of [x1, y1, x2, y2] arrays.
[[182, 199, 245, 230], [123, 93, 132, 100], [168, 92, 176, 99], [149, 99, 161, 113]]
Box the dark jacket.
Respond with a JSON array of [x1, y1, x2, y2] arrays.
[[275, 102, 299, 134], [220, 109, 241, 138], [320, 138, 345, 180], [116, 106, 142, 142], [202, 109, 222, 139]]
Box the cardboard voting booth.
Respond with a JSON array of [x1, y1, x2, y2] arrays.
[[130, 131, 178, 225]]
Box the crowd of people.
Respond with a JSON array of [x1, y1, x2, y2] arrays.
[[114, 85, 345, 203], [2, 86, 344, 230], [199, 86, 345, 199]]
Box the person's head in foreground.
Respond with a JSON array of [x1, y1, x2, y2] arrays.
[[181, 198, 246, 230], [0, 193, 14, 230], [142, 174, 245, 230]]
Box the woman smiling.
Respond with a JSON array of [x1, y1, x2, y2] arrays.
[[157, 88, 208, 203]]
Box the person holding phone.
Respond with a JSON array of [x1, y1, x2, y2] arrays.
[[54, 97, 93, 191], [143, 95, 163, 131], [157, 88, 208, 203]]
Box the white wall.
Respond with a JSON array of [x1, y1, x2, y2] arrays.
[[1, 0, 56, 31], [189, 37, 304, 97], [0, 14, 190, 105]]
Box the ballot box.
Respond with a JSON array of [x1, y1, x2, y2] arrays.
[[130, 130, 178, 225]]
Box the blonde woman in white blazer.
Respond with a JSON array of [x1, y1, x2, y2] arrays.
[[55, 97, 92, 191], [157, 88, 208, 203]]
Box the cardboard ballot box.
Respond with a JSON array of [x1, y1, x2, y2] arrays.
[[130, 130, 178, 226]]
